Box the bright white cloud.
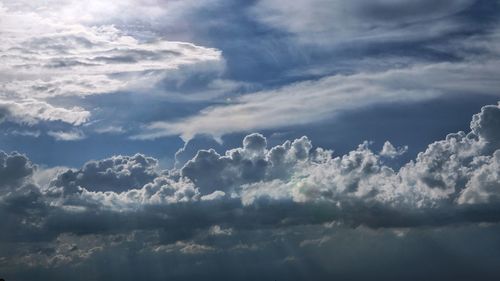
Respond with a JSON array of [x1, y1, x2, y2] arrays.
[[380, 141, 408, 159]]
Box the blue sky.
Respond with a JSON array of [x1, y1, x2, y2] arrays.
[[1, 1, 500, 280]]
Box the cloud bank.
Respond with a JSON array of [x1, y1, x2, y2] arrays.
[[1, 102, 500, 280]]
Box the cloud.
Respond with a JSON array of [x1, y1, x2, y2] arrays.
[[0, 99, 90, 126], [251, 0, 474, 45], [380, 141, 408, 158], [138, 60, 500, 140], [458, 150, 500, 204], [5, 129, 41, 138], [11, 103, 499, 228], [49, 154, 160, 192], [0, 5, 222, 99], [0, 3, 222, 127], [0, 151, 36, 189], [47, 129, 86, 141], [179, 133, 312, 193], [93, 126, 125, 135], [1, 103, 500, 240], [1, 103, 500, 280]]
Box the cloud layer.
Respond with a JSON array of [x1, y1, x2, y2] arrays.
[[0, 3, 221, 127], [1, 102, 499, 234], [1, 102, 500, 280], [140, 60, 500, 139]]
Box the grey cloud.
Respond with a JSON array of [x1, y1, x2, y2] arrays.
[[0, 151, 35, 190], [470, 103, 500, 150], [0, 151, 47, 243], [4, 224, 500, 281], [49, 154, 160, 193], [174, 135, 223, 168], [1, 103, 500, 281]]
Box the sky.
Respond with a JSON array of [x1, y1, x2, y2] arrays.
[[1, 0, 500, 280]]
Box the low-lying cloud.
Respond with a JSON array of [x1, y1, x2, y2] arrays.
[[2, 102, 500, 234], [1, 101, 500, 280]]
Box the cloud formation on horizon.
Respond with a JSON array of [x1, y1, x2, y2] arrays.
[[1, 103, 499, 240]]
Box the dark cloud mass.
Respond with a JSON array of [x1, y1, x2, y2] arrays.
[[49, 154, 160, 192], [1, 103, 500, 280]]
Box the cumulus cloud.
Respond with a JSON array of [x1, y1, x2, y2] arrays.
[[380, 141, 408, 158], [1, 103, 500, 276], [0, 151, 36, 190], [49, 154, 160, 192], [458, 150, 500, 204], [5, 103, 499, 226], [179, 133, 313, 194], [0, 102, 500, 281]]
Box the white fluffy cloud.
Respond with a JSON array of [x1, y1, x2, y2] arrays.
[[28, 103, 500, 222]]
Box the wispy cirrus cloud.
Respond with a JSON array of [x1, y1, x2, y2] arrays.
[[137, 59, 500, 140], [251, 0, 475, 45]]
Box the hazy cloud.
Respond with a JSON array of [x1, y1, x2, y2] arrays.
[[251, 0, 474, 45], [47, 129, 86, 141], [139, 61, 500, 140]]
